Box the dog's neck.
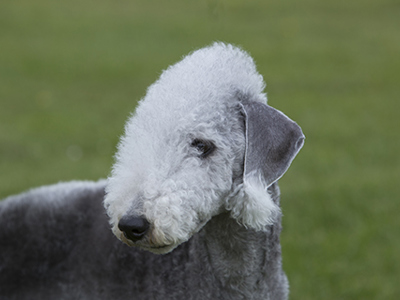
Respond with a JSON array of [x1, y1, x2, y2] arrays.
[[196, 183, 286, 297]]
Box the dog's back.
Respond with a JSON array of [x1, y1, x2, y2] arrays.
[[0, 181, 111, 299]]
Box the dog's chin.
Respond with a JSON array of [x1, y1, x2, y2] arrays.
[[122, 239, 179, 255], [114, 230, 179, 255], [138, 243, 178, 254]]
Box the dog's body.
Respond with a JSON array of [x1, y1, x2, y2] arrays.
[[0, 43, 304, 299], [0, 181, 287, 299]]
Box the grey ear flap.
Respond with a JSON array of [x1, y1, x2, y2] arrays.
[[241, 100, 305, 188], [229, 100, 305, 230]]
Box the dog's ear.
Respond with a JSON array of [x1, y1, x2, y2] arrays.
[[241, 101, 305, 189], [228, 100, 304, 230]]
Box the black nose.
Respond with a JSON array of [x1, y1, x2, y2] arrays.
[[118, 216, 150, 242]]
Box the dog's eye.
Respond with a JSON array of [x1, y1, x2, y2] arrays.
[[191, 139, 216, 158]]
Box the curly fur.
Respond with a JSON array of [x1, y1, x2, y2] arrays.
[[105, 43, 275, 251], [0, 42, 304, 299]]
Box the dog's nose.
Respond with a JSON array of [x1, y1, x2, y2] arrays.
[[118, 216, 150, 242]]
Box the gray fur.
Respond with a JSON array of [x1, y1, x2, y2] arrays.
[[0, 43, 304, 300]]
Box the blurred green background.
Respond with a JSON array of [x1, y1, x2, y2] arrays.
[[1, 0, 399, 298]]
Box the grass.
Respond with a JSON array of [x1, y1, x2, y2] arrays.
[[1, 0, 399, 298]]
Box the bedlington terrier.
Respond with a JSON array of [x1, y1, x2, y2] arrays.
[[0, 43, 304, 300]]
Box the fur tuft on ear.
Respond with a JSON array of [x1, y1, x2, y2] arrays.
[[227, 171, 281, 231]]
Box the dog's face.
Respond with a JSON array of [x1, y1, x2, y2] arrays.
[[104, 43, 304, 254], [105, 97, 246, 254]]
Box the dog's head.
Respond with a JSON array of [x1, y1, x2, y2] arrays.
[[104, 43, 304, 254]]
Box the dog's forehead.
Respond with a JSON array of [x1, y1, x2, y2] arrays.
[[127, 100, 226, 149], [130, 43, 266, 134], [148, 43, 265, 107], [116, 43, 268, 174]]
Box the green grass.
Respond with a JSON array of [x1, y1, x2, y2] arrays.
[[1, 0, 399, 298]]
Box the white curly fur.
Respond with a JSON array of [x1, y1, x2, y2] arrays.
[[104, 43, 287, 254], [226, 171, 281, 231]]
